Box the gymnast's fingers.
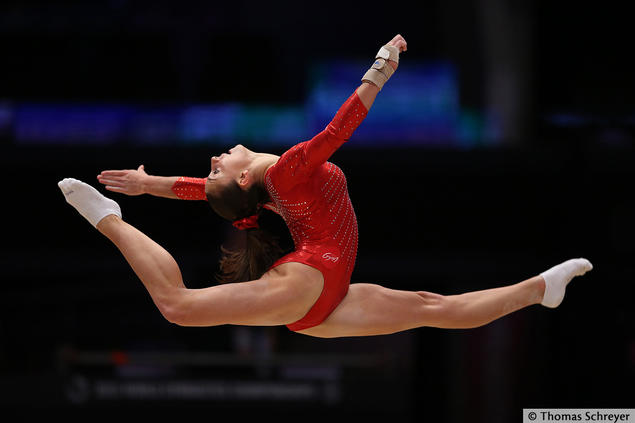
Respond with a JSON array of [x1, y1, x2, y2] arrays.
[[99, 170, 128, 177], [97, 177, 124, 188], [104, 185, 128, 194]]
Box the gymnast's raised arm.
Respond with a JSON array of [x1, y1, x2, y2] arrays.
[[356, 33, 406, 110], [265, 34, 408, 191], [96, 34, 408, 200]]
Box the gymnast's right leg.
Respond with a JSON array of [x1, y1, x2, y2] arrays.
[[298, 259, 592, 338], [58, 178, 195, 323], [58, 178, 320, 328]]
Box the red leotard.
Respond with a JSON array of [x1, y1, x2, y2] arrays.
[[172, 176, 207, 200], [265, 91, 368, 331], [170, 90, 368, 331]]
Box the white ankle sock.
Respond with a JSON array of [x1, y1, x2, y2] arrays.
[[58, 178, 121, 227], [540, 258, 593, 308]]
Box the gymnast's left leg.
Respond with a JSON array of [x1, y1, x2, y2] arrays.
[[298, 259, 592, 338]]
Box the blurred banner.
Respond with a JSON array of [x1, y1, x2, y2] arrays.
[[5, 61, 495, 149]]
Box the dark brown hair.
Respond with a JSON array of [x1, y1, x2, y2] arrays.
[[207, 179, 290, 283]]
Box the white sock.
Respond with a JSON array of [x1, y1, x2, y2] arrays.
[[58, 178, 121, 227], [540, 258, 593, 308]]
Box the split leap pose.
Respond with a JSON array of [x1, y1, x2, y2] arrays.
[[59, 35, 592, 338]]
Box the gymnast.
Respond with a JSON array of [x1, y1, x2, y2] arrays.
[[58, 34, 592, 338]]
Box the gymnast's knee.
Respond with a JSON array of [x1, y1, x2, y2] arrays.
[[154, 288, 191, 326], [414, 291, 458, 328]]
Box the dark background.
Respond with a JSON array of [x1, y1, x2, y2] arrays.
[[1, 1, 633, 421]]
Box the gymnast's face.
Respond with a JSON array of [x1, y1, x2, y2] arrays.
[[205, 144, 253, 192]]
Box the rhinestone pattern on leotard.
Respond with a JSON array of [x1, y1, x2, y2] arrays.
[[266, 159, 358, 276], [172, 176, 207, 200], [263, 91, 368, 332]]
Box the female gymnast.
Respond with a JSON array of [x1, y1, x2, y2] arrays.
[[59, 34, 592, 338]]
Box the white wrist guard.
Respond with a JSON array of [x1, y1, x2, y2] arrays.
[[361, 45, 400, 90]]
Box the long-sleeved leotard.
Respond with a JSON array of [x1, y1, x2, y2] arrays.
[[171, 176, 207, 200], [264, 91, 367, 331], [171, 90, 368, 331]]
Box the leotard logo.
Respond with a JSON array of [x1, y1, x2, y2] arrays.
[[322, 252, 339, 263]]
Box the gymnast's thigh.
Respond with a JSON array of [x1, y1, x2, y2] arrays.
[[295, 283, 436, 338]]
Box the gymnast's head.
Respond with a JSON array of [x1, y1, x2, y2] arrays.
[[205, 144, 286, 283], [204, 144, 268, 222]]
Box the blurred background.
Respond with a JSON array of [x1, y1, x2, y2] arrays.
[[1, 0, 633, 421]]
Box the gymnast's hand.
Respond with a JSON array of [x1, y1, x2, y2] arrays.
[[386, 34, 407, 71], [387, 34, 408, 53], [97, 164, 148, 196]]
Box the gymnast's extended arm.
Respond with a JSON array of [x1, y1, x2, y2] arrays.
[[95, 35, 407, 200], [356, 34, 406, 110], [97, 165, 207, 200]]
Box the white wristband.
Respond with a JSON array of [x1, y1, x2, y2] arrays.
[[361, 44, 400, 90], [376, 45, 399, 63]]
